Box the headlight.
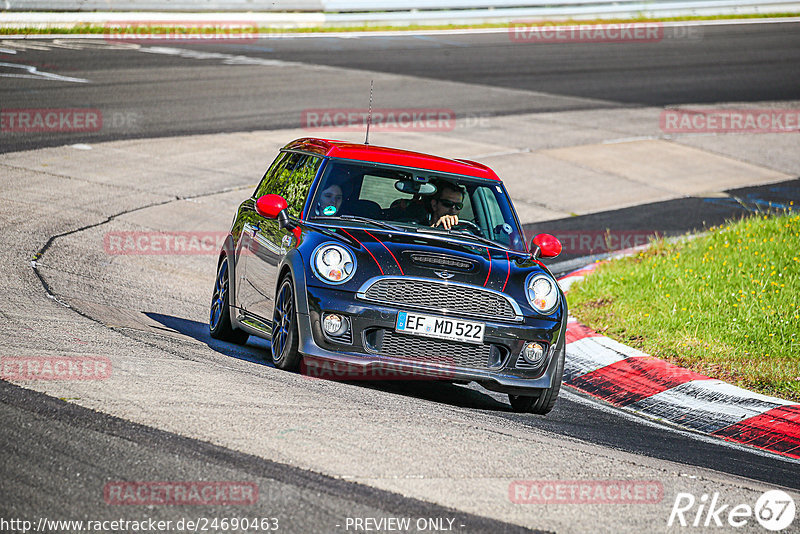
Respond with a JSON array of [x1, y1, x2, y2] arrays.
[[526, 273, 559, 315], [313, 243, 356, 284]]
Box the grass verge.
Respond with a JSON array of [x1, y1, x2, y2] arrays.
[[1, 13, 799, 35], [567, 210, 800, 402]]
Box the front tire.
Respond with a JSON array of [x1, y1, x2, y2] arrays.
[[271, 275, 301, 371], [508, 344, 565, 415], [209, 256, 249, 345]]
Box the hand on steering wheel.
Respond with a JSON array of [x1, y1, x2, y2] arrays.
[[451, 220, 482, 234], [434, 214, 460, 230]]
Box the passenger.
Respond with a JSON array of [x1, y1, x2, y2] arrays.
[[316, 182, 344, 216]]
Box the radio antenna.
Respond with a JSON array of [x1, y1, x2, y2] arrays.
[[365, 80, 373, 145]]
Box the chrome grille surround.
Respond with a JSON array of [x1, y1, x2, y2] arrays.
[[356, 276, 522, 322]]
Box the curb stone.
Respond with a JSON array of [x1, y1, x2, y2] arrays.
[[556, 260, 800, 460]]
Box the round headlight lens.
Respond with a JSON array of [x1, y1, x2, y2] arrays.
[[321, 248, 342, 267], [313, 244, 355, 284], [526, 273, 559, 315]]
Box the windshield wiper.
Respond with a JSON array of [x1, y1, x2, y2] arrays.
[[450, 230, 510, 250], [317, 215, 403, 232], [415, 226, 511, 251]]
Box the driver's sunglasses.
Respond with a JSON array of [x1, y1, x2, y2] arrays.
[[437, 198, 463, 210]]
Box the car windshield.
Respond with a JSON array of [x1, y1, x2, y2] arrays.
[[308, 159, 527, 252]]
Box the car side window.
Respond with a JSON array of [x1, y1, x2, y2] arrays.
[[254, 152, 321, 216], [254, 152, 291, 198], [473, 187, 509, 244], [284, 155, 322, 215]]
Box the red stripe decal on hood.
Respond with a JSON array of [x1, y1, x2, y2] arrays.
[[363, 230, 404, 275], [502, 252, 510, 292], [340, 229, 383, 275], [483, 248, 492, 287]]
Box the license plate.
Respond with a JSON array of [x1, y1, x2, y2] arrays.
[[396, 311, 485, 344]]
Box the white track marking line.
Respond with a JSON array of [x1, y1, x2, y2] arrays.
[[0, 62, 89, 83]]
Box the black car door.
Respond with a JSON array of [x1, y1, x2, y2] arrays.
[[238, 152, 320, 330]]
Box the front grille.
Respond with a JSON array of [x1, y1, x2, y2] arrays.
[[365, 330, 505, 370], [360, 278, 519, 321]]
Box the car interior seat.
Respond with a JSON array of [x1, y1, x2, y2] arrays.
[[339, 199, 383, 219]]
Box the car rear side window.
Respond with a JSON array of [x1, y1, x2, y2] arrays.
[[254, 152, 321, 216], [285, 155, 322, 215], [254, 152, 292, 198]]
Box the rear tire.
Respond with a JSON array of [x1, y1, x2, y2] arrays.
[[271, 275, 301, 371], [209, 256, 249, 345], [508, 343, 565, 415]]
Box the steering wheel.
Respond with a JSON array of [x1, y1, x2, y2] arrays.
[[451, 220, 482, 235]]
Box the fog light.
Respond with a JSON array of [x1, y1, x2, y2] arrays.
[[522, 342, 545, 365], [323, 313, 349, 336], [323, 314, 342, 334]]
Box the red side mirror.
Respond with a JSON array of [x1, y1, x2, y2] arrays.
[[255, 194, 288, 219], [531, 233, 562, 259]]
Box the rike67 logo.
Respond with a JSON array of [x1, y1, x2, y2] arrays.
[[668, 490, 796, 531]]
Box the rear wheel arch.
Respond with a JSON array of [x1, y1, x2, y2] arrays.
[[218, 235, 239, 309]]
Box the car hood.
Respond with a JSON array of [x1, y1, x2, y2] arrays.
[[329, 226, 541, 293]]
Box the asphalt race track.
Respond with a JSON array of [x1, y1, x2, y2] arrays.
[[1, 20, 799, 533], [2, 21, 799, 152]]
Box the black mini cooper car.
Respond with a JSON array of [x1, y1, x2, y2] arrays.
[[210, 138, 567, 414]]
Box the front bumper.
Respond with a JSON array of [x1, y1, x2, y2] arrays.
[[296, 284, 566, 393]]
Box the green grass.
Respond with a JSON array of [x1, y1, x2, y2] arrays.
[[2, 13, 799, 35], [567, 210, 800, 402]]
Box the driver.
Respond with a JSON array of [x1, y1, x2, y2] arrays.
[[427, 179, 464, 230], [385, 178, 465, 228]]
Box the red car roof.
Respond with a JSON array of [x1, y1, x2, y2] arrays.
[[284, 138, 501, 181]]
